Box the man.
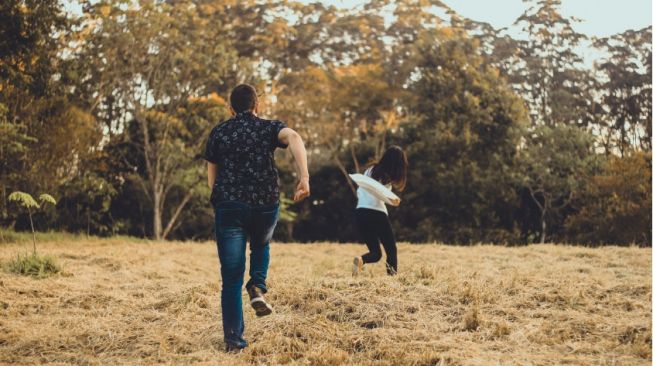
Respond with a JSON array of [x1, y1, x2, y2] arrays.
[[203, 84, 310, 351]]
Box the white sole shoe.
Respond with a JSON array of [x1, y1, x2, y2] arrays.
[[352, 257, 363, 276], [250, 297, 273, 317]]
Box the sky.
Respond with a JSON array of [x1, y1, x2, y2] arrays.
[[64, 0, 652, 37], [319, 0, 652, 37]]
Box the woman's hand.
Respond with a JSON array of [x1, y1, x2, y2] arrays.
[[389, 197, 401, 206]]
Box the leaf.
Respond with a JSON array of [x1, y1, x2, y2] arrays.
[[8, 191, 40, 209], [39, 194, 57, 206]]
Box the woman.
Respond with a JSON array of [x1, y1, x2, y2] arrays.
[[352, 146, 408, 276]]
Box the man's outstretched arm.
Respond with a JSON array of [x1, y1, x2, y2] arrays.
[[278, 127, 310, 202]]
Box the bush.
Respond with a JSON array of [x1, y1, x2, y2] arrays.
[[5, 252, 61, 278], [565, 152, 652, 246]]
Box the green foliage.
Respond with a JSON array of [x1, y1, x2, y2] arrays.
[[8, 192, 40, 210], [394, 29, 529, 243], [8, 192, 57, 211], [279, 194, 297, 223], [56, 174, 118, 236], [511, 0, 593, 127], [8, 191, 57, 253], [74, 0, 235, 239], [5, 252, 60, 278], [593, 27, 652, 153], [39, 194, 56, 206], [0, 0, 649, 246], [516, 125, 599, 242]]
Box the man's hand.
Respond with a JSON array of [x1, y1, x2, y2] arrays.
[[389, 197, 401, 206], [294, 176, 310, 202], [279, 127, 310, 202]]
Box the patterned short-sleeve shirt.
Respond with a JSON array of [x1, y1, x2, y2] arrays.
[[203, 111, 288, 207]]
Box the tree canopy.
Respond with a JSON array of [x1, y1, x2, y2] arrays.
[[1, 0, 650, 245]]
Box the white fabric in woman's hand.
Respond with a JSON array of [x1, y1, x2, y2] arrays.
[[350, 172, 400, 210]]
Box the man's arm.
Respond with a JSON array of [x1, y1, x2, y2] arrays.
[[278, 127, 310, 202], [207, 162, 217, 188]]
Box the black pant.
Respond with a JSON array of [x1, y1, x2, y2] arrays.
[[356, 208, 397, 275]]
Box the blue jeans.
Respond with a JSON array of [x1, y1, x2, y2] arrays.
[[214, 201, 280, 349]]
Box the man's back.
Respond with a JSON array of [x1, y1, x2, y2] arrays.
[[204, 110, 287, 206]]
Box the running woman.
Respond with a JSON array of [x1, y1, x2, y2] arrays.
[[352, 146, 408, 276]]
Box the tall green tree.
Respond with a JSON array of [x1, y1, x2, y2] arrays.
[[74, 0, 235, 239], [512, 0, 593, 127], [396, 28, 529, 243], [516, 124, 598, 243], [0, 0, 96, 227], [593, 27, 652, 154]]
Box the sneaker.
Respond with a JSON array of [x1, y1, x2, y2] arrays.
[[352, 256, 364, 276], [225, 344, 245, 353], [247, 286, 273, 317]]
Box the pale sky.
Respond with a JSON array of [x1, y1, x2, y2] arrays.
[[321, 0, 652, 37], [64, 0, 652, 37]]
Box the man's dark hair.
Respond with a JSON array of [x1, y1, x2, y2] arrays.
[[230, 84, 258, 113]]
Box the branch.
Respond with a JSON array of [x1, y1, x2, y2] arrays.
[[527, 185, 545, 212], [333, 154, 357, 196], [350, 143, 361, 173], [134, 106, 155, 188], [161, 182, 198, 240]]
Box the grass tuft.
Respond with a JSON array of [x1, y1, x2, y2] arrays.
[[5, 252, 61, 278], [462, 306, 481, 331]]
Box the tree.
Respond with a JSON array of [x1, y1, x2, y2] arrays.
[[565, 152, 651, 245], [0, 0, 94, 225], [56, 173, 117, 236], [275, 63, 398, 195], [516, 124, 598, 243], [593, 27, 652, 154], [395, 28, 529, 243], [74, 0, 235, 239], [8, 192, 56, 253], [511, 0, 593, 127]]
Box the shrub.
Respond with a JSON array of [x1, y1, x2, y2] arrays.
[[565, 152, 652, 246], [5, 252, 61, 278]]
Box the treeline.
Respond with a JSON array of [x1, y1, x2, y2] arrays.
[[1, 0, 650, 245]]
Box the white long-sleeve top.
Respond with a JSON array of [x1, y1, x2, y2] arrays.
[[355, 167, 392, 215]]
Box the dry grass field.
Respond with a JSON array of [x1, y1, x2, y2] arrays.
[[0, 238, 650, 365]]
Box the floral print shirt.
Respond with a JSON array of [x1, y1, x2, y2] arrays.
[[203, 111, 288, 207]]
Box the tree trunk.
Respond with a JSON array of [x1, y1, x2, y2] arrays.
[[162, 190, 194, 240], [286, 221, 294, 242], [539, 210, 546, 244], [1, 182, 6, 219], [527, 187, 547, 244], [28, 208, 36, 254], [350, 144, 360, 173], [153, 191, 162, 240]]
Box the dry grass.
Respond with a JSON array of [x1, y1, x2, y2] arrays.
[[0, 238, 650, 365]]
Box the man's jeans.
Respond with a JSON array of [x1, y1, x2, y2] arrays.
[[214, 201, 280, 349]]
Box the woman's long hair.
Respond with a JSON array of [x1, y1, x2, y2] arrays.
[[370, 145, 408, 191]]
